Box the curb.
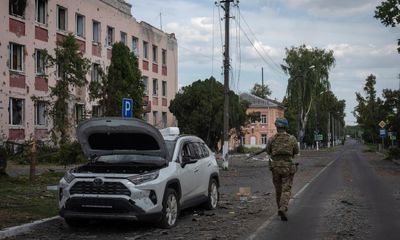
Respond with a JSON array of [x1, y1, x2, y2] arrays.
[[0, 216, 60, 239]]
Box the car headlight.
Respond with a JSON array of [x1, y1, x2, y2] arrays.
[[128, 171, 159, 185], [63, 171, 75, 183]]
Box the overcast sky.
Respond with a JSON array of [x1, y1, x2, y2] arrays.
[[129, 0, 399, 125]]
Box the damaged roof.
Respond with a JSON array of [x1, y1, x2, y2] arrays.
[[240, 93, 284, 109]]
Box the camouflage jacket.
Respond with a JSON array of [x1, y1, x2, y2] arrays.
[[266, 132, 299, 162]]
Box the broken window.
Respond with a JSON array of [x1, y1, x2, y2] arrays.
[[132, 36, 138, 56], [152, 78, 158, 96], [107, 26, 114, 46], [35, 101, 46, 126], [75, 104, 85, 124], [162, 81, 167, 97], [9, 0, 26, 18], [9, 98, 24, 126], [35, 49, 46, 75], [143, 41, 148, 59], [120, 31, 127, 45], [91, 63, 101, 82]]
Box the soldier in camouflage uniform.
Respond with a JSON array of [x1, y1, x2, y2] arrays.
[[266, 118, 299, 221]]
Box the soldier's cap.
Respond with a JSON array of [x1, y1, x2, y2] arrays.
[[275, 118, 288, 127]]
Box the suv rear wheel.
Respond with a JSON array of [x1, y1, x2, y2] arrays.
[[159, 188, 179, 228], [204, 178, 219, 210]]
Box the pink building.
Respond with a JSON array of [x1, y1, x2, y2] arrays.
[[1, 0, 178, 142], [239, 93, 285, 148]]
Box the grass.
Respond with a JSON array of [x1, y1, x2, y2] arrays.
[[0, 171, 63, 230]]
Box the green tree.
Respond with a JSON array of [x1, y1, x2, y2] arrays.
[[382, 87, 400, 147], [354, 74, 387, 143], [89, 42, 143, 117], [169, 77, 249, 150], [281, 45, 335, 145], [250, 83, 271, 99], [48, 34, 90, 145], [374, 0, 400, 53]]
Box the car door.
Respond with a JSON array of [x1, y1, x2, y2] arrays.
[[197, 142, 214, 195], [177, 141, 202, 202]]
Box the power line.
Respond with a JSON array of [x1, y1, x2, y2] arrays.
[[237, 8, 285, 76]]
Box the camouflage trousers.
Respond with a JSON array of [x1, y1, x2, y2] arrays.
[[270, 161, 296, 212]]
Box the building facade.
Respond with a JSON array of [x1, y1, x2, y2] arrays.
[[238, 93, 285, 148], [1, 0, 178, 142]]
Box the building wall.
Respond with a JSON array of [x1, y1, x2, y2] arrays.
[[0, 0, 178, 141], [240, 106, 285, 148]]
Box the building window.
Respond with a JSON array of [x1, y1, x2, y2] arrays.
[[9, 0, 26, 18], [9, 98, 24, 126], [152, 78, 158, 96], [76, 14, 85, 38], [92, 20, 100, 43], [120, 31, 127, 45], [35, 101, 46, 126], [9, 43, 24, 72], [162, 49, 167, 65], [240, 136, 245, 145], [92, 105, 102, 117], [57, 5, 67, 31], [143, 41, 148, 59], [107, 26, 114, 46], [35, 0, 47, 24], [142, 76, 148, 95], [56, 63, 62, 79], [35, 49, 46, 75], [261, 114, 267, 124], [153, 111, 158, 126], [75, 104, 85, 124], [152, 45, 158, 63], [162, 81, 167, 97], [261, 134, 267, 145], [162, 112, 167, 128], [131, 36, 138, 56], [91, 63, 101, 82]]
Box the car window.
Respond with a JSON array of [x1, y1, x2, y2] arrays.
[[189, 142, 203, 159], [200, 143, 210, 157]]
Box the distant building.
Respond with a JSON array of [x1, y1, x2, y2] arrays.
[[238, 93, 285, 148], [1, 0, 178, 141]]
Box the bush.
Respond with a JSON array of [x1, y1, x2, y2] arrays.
[[235, 145, 263, 154], [387, 147, 400, 160], [8, 141, 86, 166], [58, 141, 86, 166]]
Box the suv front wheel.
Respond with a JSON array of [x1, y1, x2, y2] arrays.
[[159, 188, 179, 228], [204, 178, 219, 210]]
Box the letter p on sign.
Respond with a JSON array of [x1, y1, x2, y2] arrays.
[[122, 98, 133, 118]]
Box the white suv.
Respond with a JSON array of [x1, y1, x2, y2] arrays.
[[58, 118, 219, 228]]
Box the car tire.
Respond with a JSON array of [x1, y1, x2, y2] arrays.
[[204, 178, 219, 210], [159, 188, 179, 228], [64, 218, 85, 228]]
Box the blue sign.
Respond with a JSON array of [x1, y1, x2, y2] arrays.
[[379, 128, 386, 138], [122, 98, 133, 118]]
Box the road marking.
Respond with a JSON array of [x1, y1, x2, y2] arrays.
[[0, 216, 60, 239], [246, 156, 338, 240]]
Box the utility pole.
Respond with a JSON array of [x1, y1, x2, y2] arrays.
[[327, 112, 331, 148], [261, 67, 264, 98], [220, 0, 235, 169]]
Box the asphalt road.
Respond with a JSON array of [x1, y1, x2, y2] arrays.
[[252, 139, 400, 240]]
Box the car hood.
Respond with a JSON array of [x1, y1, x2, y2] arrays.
[[77, 118, 168, 162]]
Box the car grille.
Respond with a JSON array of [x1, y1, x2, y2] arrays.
[[70, 181, 131, 196]]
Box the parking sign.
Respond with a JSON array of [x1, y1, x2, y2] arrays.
[[122, 98, 133, 118]]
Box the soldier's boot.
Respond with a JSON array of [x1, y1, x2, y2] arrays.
[[278, 207, 288, 221]]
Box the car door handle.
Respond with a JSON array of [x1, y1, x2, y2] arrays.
[[208, 163, 211, 167], [194, 168, 200, 173]]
